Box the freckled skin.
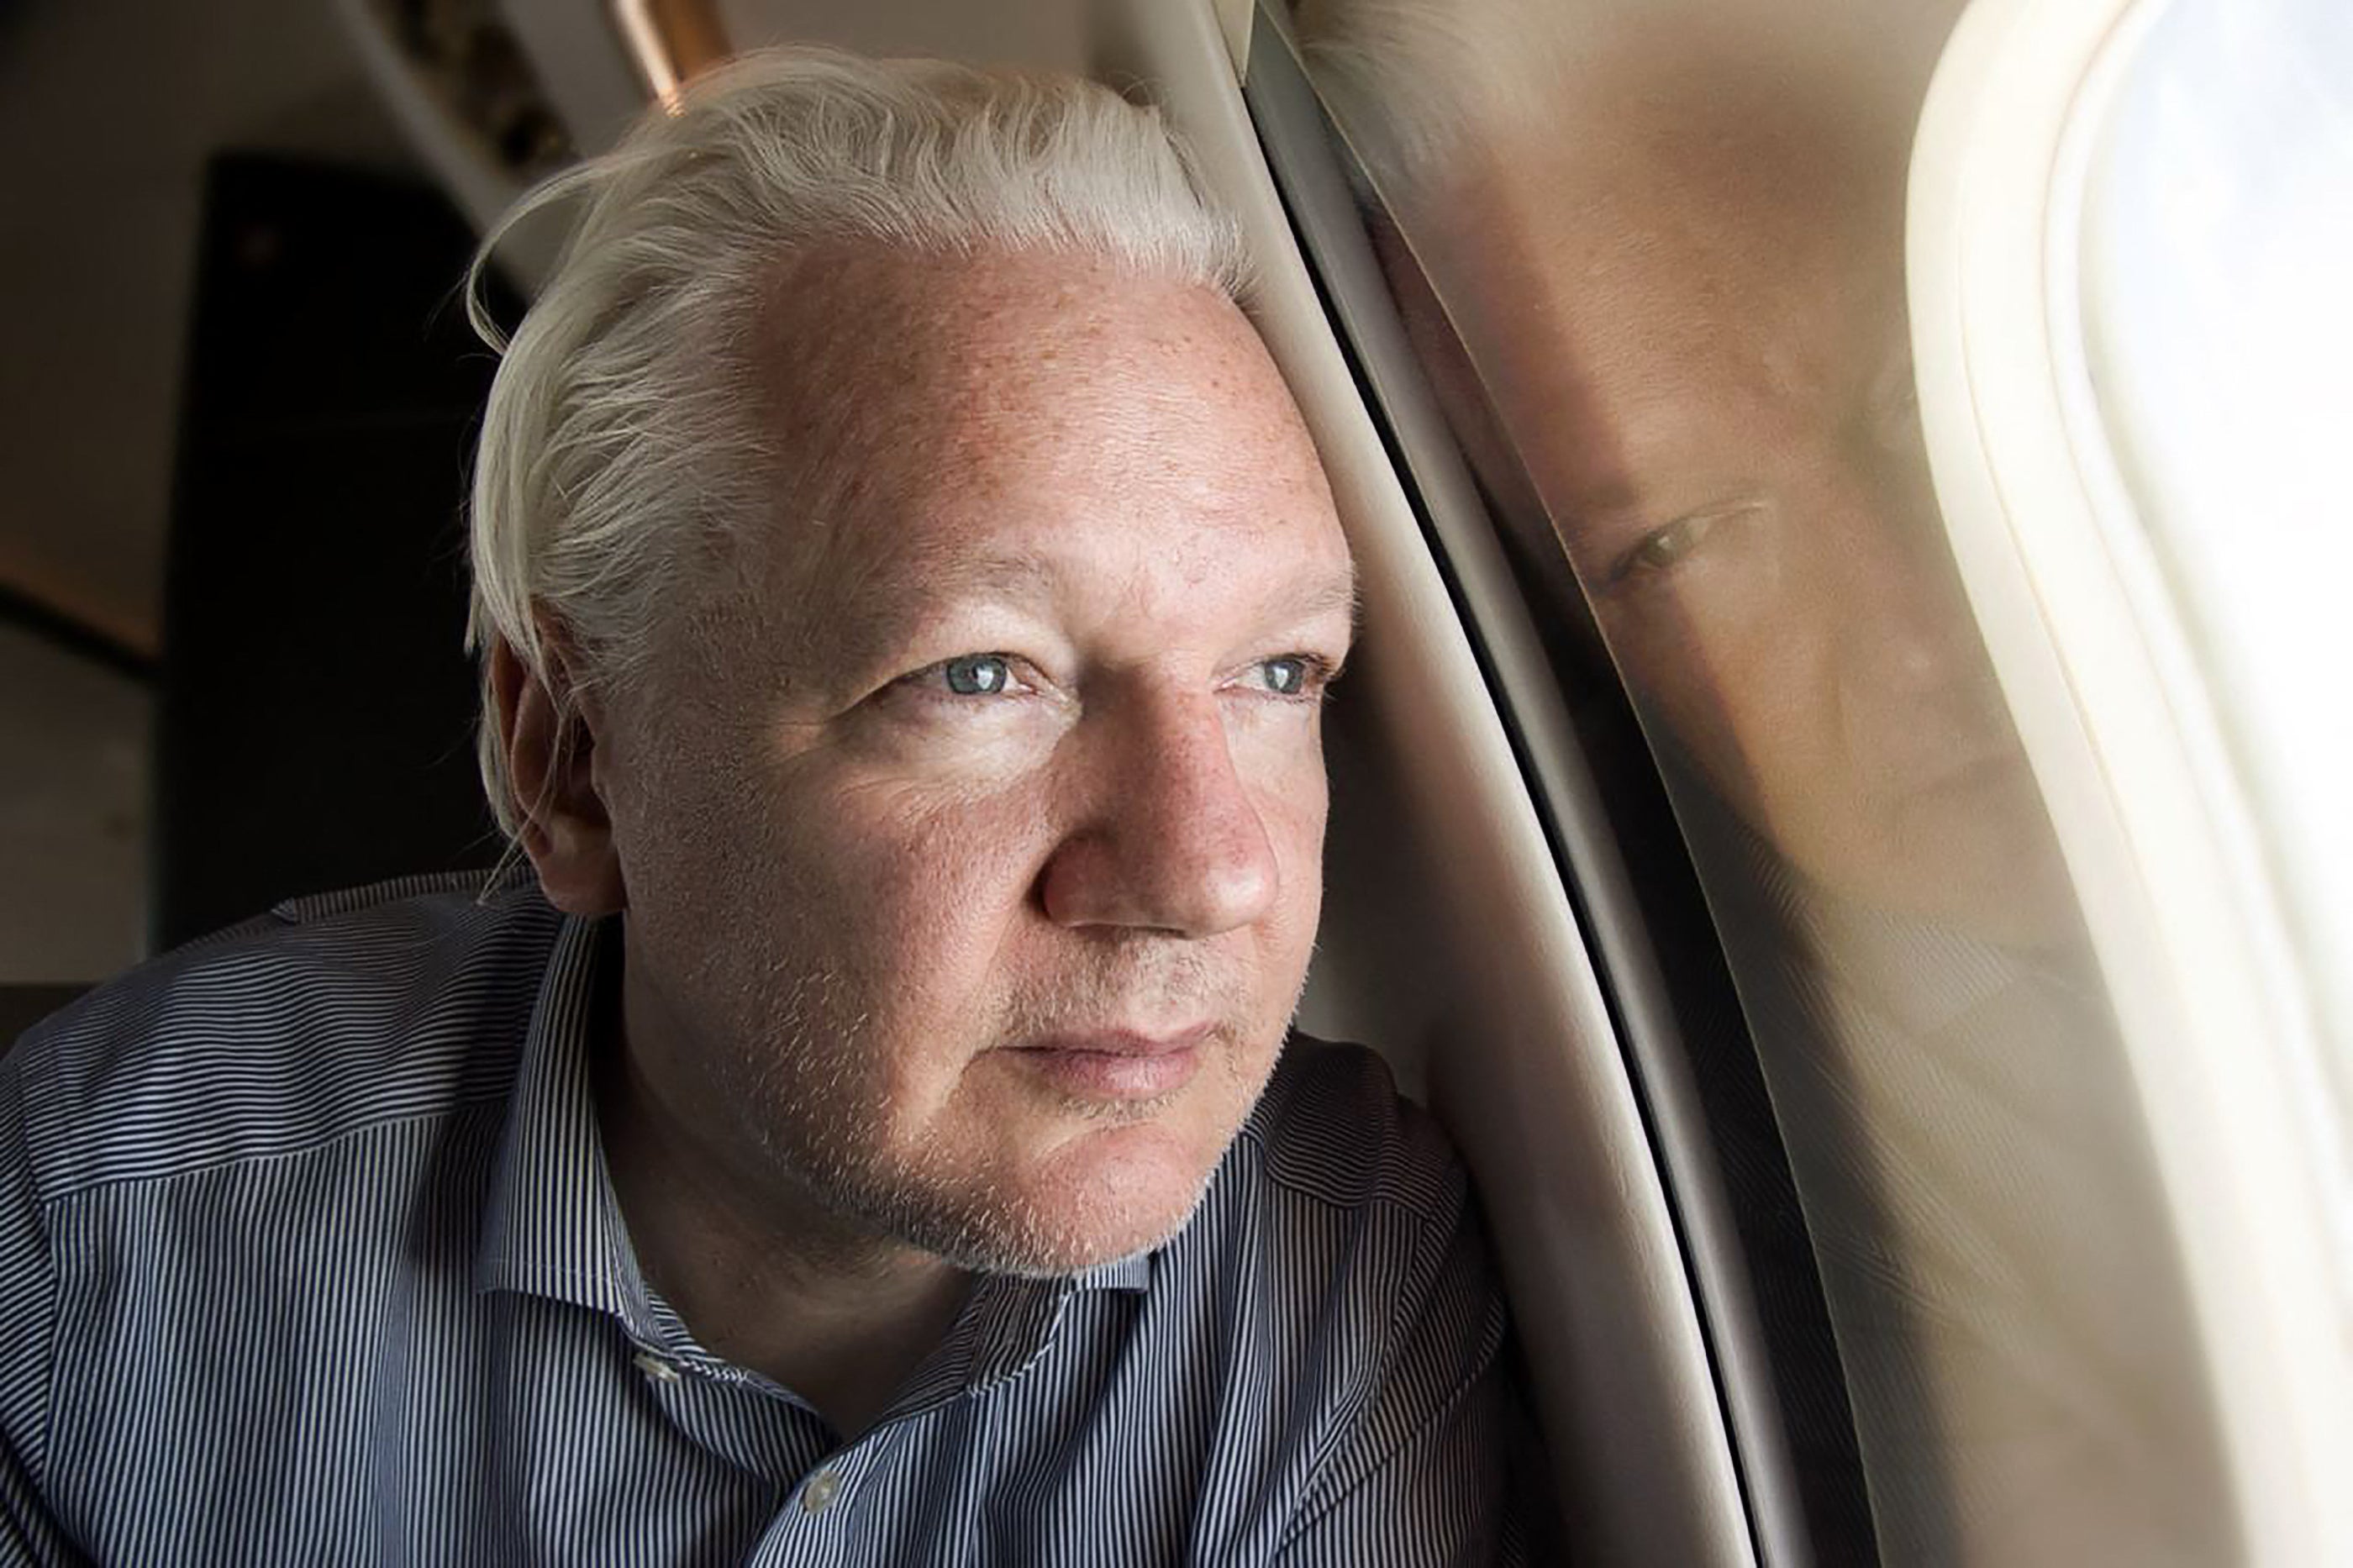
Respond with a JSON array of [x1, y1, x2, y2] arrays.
[[593, 247, 1355, 1286]]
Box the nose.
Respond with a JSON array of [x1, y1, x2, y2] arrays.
[[1831, 478, 1986, 698], [1037, 692, 1282, 938]]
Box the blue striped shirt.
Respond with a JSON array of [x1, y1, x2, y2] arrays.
[[0, 875, 1518, 1563]]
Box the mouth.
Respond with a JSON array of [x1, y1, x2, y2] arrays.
[[1890, 682, 2035, 791], [1908, 742, 2034, 801], [1003, 1024, 1212, 1102], [1862, 695, 2032, 801]]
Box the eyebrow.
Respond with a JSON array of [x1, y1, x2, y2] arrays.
[[1598, 480, 1656, 518], [1287, 570, 1364, 634], [1560, 479, 1646, 528], [821, 550, 1055, 666], [819, 543, 1361, 679]]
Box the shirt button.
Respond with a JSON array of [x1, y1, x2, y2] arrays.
[[633, 1350, 682, 1385], [800, 1469, 843, 1514]]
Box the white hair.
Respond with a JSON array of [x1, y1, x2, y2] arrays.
[[1292, 0, 1622, 191], [1293, 0, 1952, 196], [466, 45, 1248, 834]]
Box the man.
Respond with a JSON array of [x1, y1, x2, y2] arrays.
[[1294, 1, 2229, 1562], [0, 49, 1514, 1563], [1303, 0, 2063, 947]]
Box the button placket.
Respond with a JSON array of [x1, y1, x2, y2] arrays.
[[784, 1429, 902, 1526], [798, 1467, 844, 1514], [632, 1349, 683, 1385]]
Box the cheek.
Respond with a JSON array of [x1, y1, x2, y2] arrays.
[[804, 779, 1061, 1013], [1243, 741, 1333, 960], [616, 727, 1041, 972], [1602, 601, 1757, 797], [1605, 578, 1847, 809], [1281, 767, 1331, 899]]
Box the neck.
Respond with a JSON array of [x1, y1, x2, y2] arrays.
[[597, 962, 970, 1438]]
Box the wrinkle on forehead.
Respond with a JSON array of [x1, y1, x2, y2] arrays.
[[708, 242, 1341, 673], [752, 240, 1285, 507]]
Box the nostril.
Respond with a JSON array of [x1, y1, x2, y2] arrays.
[[1839, 542, 1987, 696]]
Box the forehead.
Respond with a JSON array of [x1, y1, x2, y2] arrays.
[[761, 245, 1307, 466], [1489, 119, 1897, 369], [1406, 84, 1913, 502], [735, 245, 1348, 647]]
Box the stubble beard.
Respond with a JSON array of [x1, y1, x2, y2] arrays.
[[709, 939, 1300, 1279]]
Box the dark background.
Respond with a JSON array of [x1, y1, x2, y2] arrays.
[[155, 155, 504, 946], [0, 1, 508, 980]]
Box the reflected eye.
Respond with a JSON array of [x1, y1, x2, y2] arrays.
[[940, 654, 1013, 696], [1610, 502, 1763, 585]]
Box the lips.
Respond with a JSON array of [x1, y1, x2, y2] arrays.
[[1887, 729, 2033, 801], [1867, 686, 2030, 797], [1006, 1024, 1211, 1102]]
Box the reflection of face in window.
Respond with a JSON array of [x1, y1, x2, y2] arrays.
[[1369, 53, 2076, 945]]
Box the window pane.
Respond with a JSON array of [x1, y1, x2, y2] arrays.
[[2079, 0, 2353, 1099], [1285, 0, 2236, 1559]]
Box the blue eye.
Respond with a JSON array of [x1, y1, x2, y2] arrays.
[[941, 655, 1013, 696], [1249, 655, 1339, 699], [1260, 657, 1310, 697]]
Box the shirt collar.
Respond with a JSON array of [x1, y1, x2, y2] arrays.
[[475, 910, 1154, 1366], [1746, 837, 2031, 1038], [880, 1250, 1153, 1419], [475, 913, 664, 1335], [1693, 783, 2096, 1039]]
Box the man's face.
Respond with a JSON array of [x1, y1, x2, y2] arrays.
[[1399, 72, 2071, 941], [598, 248, 1354, 1276]]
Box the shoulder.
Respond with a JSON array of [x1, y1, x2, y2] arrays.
[[1230, 1034, 1472, 1234], [1177, 1035, 1501, 1356], [1, 870, 564, 1206], [1166, 1038, 1514, 1539]]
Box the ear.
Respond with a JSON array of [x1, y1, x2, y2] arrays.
[[490, 633, 628, 917]]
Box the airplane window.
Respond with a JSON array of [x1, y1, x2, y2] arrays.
[[1282, 0, 2239, 1559], [2075, 0, 2353, 1097]]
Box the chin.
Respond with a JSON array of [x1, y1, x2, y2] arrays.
[[901, 1123, 1228, 1280], [1889, 782, 2077, 944], [1038, 1123, 1229, 1270]]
